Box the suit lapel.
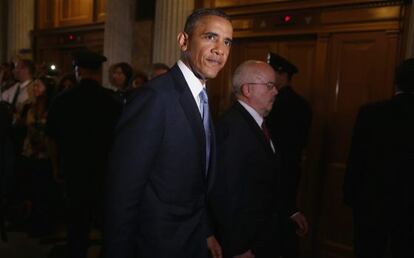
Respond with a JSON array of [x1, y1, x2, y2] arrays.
[[235, 102, 275, 156], [170, 65, 208, 175]]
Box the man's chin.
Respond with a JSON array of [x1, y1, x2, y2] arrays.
[[204, 70, 221, 80]]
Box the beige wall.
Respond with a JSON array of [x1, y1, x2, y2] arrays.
[[103, 0, 135, 86], [7, 0, 35, 61], [132, 20, 154, 74]]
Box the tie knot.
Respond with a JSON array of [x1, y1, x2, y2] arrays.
[[199, 88, 208, 103]]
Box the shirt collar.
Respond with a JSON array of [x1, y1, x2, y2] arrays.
[[177, 60, 205, 105], [238, 100, 264, 127], [19, 79, 33, 89]]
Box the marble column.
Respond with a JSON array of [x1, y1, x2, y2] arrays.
[[406, 3, 414, 58], [7, 0, 35, 60], [152, 0, 194, 67], [103, 0, 135, 85]]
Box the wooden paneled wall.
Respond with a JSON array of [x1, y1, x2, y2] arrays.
[[36, 0, 106, 29], [199, 0, 412, 257], [34, 0, 106, 74]]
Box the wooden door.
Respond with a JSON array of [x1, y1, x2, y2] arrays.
[[57, 0, 94, 27], [315, 30, 398, 258]]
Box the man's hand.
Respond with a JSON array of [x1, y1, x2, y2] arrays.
[[233, 249, 255, 258], [207, 235, 222, 258], [291, 212, 309, 237]]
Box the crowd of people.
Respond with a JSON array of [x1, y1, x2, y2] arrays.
[[0, 56, 169, 244], [0, 6, 413, 258]]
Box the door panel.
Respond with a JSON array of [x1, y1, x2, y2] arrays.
[[317, 31, 397, 258]]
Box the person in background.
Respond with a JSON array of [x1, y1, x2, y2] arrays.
[[130, 69, 148, 89], [104, 8, 233, 258], [21, 76, 57, 237], [47, 50, 121, 258], [57, 73, 77, 93], [150, 62, 169, 79], [0, 100, 14, 242], [1, 59, 35, 121], [0, 62, 16, 95], [344, 58, 414, 258], [265, 53, 311, 258], [2, 60, 36, 225], [107, 62, 133, 104], [210, 60, 279, 258]]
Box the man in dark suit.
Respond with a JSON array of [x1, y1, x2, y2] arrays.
[[266, 53, 311, 258], [46, 50, 121, 258], [104, 8, 233, 258], [343, 58, 414, 258], [209, 60, 279, 258]]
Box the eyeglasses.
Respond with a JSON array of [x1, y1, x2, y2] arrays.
[[246, 82, 277, 90]]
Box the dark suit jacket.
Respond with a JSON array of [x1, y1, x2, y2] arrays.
[[266, 86, 312, 217], [344, 93, 414, 224], [47, 79, 120, 196], [105, 65, 215, 258], [210, 101, 279, 258]]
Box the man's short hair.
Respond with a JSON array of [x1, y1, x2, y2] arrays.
[[232, 60, 267, 95], [184, 8, 230, 35]]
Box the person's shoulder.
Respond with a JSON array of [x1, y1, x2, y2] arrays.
[[356, 99, 391, 122], [360, 99, 389, 112], [147, 70, 176, 90], [217, 102, 245, 127], [284, 87, 310, 107]]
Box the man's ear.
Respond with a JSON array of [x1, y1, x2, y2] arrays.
[[240, 84, 251, 98], [177, 32, 189, 52]]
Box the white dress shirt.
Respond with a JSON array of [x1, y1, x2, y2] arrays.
[[177, 60, 206, 115]]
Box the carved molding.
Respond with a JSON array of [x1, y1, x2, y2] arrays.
[[227, 1, 406, 38], [213, 0, 409, 16]]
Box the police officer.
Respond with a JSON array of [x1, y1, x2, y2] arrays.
[[266, 53, 312, 258], [46, 50, 121, 258]]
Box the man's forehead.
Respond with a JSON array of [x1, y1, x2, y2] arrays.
[[195, 15, 232, 30]]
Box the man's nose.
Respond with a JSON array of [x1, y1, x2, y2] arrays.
[[212, 42, 224, 56]]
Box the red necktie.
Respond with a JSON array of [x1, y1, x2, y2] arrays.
[[261, 121, 271, 144]]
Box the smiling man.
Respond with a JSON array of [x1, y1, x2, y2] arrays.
[[104, 8, 233, 258]]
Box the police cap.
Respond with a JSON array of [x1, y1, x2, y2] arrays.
[[267, 52, 298, 77], [72, 50, 107, 70]]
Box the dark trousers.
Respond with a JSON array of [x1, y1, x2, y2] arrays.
[[279, 217, 299, 258], [29, 158, 57, 235], [66, 172, 103, 258]]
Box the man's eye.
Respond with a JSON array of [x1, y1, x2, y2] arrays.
[[224, 39, 232, 47], [205, 34, 216, 40]]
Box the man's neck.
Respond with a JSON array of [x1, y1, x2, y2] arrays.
[[181, 59, 207, 84]]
